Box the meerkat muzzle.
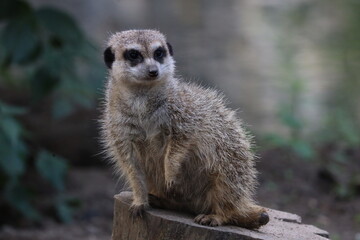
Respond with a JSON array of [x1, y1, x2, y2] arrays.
[[148, 65, 159, 78]]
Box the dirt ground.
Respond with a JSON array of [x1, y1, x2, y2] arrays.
[[0, 151, 359, 240], [257, 149, 360, 240]]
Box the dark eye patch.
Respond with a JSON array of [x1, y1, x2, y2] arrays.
[[104, 47, 115, 69], [166, 42, 173, 56], [123, 49, 143, 66], [154, 47, 167, 63]]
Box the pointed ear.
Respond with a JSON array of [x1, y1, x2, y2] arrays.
[[166, 42, 173, 56], [104, 47, 115, 69]]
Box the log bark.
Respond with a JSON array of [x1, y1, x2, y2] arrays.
[[112, 191, 329, 240]]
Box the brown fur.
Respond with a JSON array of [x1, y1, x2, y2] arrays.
[[100, 29, 269, 229]]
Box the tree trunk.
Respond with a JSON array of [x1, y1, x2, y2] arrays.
[[112, 191, 329, 240]]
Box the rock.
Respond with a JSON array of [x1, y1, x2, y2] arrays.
[[112, 191, 329, 240]]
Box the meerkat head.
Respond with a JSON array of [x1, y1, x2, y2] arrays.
[[104, 30, 174, 86]]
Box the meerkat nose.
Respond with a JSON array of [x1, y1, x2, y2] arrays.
[[148, 65, 159, 78]]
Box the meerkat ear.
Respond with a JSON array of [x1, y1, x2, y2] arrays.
[[166, 42, 173, 56], [104, 47, 115, 69]]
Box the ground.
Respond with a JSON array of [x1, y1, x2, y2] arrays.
[[0, 150, 359, 240]]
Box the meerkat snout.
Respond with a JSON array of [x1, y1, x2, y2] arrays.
[[148, 65, 159, 78]]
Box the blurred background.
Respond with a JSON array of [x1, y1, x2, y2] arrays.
[[0, 0, 359, 239]]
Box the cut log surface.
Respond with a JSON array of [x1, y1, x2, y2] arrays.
[[112, 192, 329, 240]]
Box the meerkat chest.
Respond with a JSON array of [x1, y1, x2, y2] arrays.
[[129, 116, 169, 165], [129, 96, 147, 116], [124, 96, 170, 148]]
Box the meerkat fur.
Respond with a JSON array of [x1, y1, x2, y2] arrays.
[[100, 29, 269, 229]]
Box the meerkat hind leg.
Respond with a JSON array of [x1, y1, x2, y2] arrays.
[[193, 183, 269, 228], [231, 204, 269, 229], [194, 214, 225, 227], [193, 189, 232, 227], [194, 205, 269, 229]]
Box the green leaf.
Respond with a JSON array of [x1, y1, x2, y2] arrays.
[[73, 94, 94, 109], [66, 197, 82, 208], [335, 184, 352, 199], [354, 213, 360, 225], [333, 150, 348, 163], [30, 67, 60, 100], [4, 179, 41, 221], [41, 44, 72, 75], [0, 135, 26, 177], [0, 116, 23, 145], [55, 200, 73, 223], [52, 98, 75, 119], [36, 8, 83, 46], [263, 133, 288, 147], [338, 115, 360, 146], [54, 196, 79, 223], [59, 78, 94, 109], [291, 140, 314, 159], [0, 0, 33, 21], [279, 109, 302, 130], [327, 109, 360, 146], [0, 101, 27, 115], [0, 37, 6, 65], [1, 15, 40, 64], [0, 148, 25, 177], [35, 150, 68, 191]]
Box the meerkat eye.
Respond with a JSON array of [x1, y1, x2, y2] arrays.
[[124, 49, 143, 66], [154, 47, 166, 63], [129, 50, 140, 60], [154, 48, 165, 58]]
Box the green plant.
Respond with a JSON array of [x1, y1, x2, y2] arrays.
[[322, 0, 360, 146], [262, 6, 315, 160], [262, 0, 360, 199], [0, 0, 102, 223], [0, 0, 102, 118], [0, 101, 40, 220], [316, 0, 360, 199]]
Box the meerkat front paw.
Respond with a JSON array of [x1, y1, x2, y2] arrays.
[[164, 174, 177, 192], [165, 177, 176, 190], [164, 179, 184, 200], [129, 203, 148, 219]]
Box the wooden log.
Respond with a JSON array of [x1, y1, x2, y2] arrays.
[[112, 191, 329, 240]]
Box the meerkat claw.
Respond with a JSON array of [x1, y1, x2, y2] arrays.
[[129, 204, 146, 219], [165, 179, 175, 190], [194, 214, 222, 227], [165, 182, 184, 201]]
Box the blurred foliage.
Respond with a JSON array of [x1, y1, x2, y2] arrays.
[[262, 3, 315, 160], [318, 0, 360, 199], [262, 0, 360, 199], [323, 0, 360, 147], [0, 101, 40, 220], [0, 0, 102, 223]]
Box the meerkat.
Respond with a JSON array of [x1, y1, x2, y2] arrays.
[[101, 29, 269, 229]]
